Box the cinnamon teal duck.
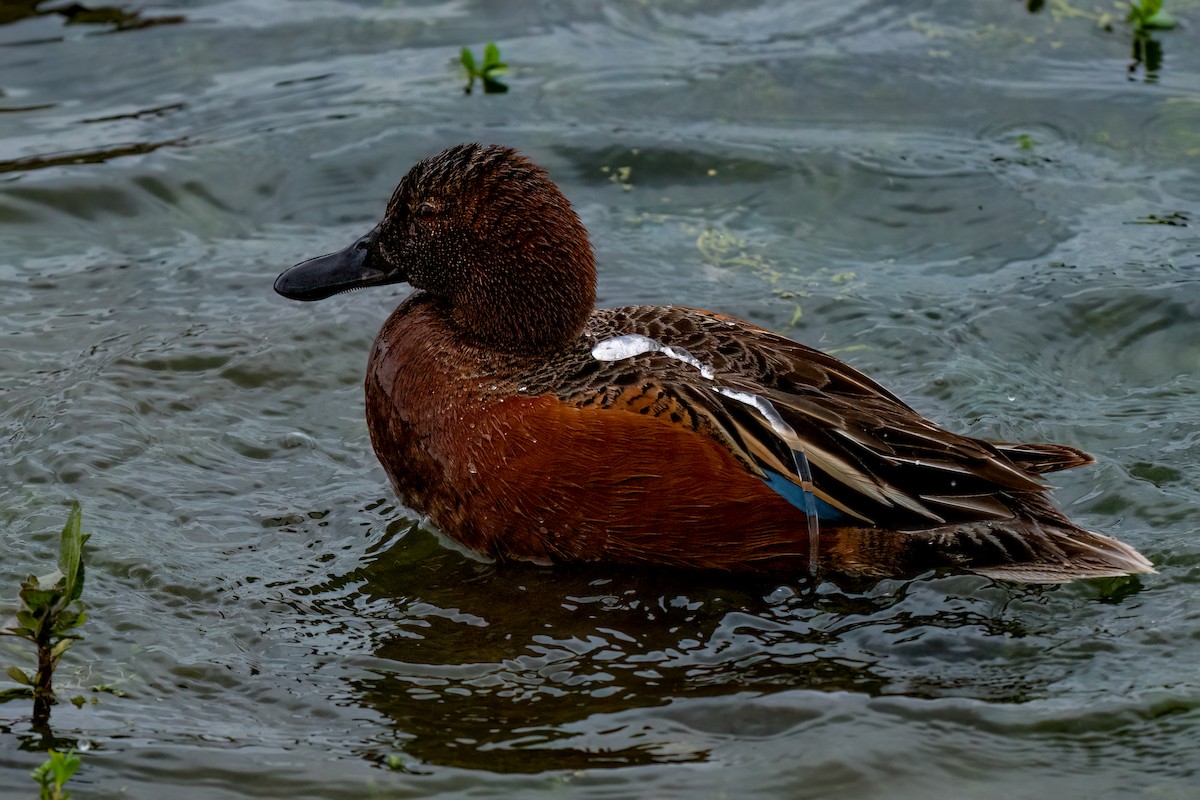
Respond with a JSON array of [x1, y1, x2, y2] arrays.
[[274, 143, 1154, 583]]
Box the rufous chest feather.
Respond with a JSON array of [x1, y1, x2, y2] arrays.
[[364, 297, 542, 487]]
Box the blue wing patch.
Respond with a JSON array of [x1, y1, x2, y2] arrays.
[[762, 468, 846, 522]]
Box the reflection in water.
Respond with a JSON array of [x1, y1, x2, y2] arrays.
[[1129, 32, 1164, 80], [335, 525, 1062, 772]]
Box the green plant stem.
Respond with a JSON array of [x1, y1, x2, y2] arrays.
[[33, 624, 55, 725]]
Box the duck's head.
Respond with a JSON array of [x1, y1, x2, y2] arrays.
[[275, 143, 597, 355]]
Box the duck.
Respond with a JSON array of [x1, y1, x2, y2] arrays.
[[274, 143, 1154, 583]]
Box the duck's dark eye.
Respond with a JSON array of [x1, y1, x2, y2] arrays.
[[416, 203, 437, 221]]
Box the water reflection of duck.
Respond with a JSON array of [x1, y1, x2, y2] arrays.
[[275, 143, 1153, 583]]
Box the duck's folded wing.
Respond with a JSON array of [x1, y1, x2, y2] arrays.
[[580, 305, 1090, 530], [674, 376, 1050, 529]]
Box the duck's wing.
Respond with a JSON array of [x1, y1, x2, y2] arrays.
[[689, 373, 1047, 529], [576, 305, 1079, 531]]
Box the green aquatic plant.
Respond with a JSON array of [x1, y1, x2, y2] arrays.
[[0, 503, 89, 726], [1127, 0, 1175, 32], [1028, 0, 1175, 79], [460, 42, 508, 94], [1127, 0, 1174, 78], [30, 749, 80, 800]]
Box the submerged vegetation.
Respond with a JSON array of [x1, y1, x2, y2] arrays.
[[1126, 0, 1176, 75], [1, 503, 89, 726], [2, 505, 90, 797], [1023, 0, 1181, 78]]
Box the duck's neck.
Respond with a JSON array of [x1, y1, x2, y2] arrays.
[[449, 234, 597, 356]]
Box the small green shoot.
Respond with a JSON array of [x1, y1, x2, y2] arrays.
[[1127, 0, 1175, 32], [31, 749, 80, 800], [1126, 0, 1173, 77], [461, 42, 508, 94], [1016, 133, 1035, 151], [1, 503, 89, 726]]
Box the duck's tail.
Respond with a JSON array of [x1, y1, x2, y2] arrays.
[[990, 441, 1094, 475], [824, 519, 1155, 584], [966, 525, 1156, 583], [812, 438, 1152, 583], [970, 442, 1155, 581]]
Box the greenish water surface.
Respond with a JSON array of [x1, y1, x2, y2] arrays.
[[2, 1, 1199, 798]]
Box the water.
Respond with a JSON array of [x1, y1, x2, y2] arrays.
[[2, 1, 1199, 797]]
